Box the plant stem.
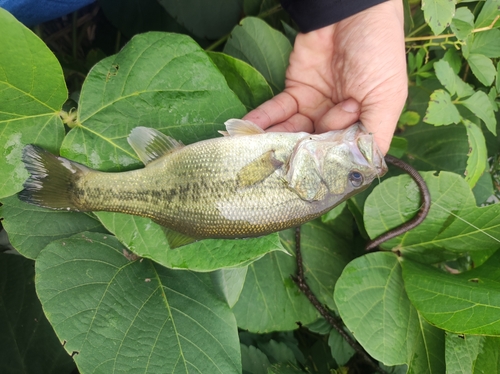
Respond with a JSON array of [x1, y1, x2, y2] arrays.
[[292, 227, 389, 374], [405, 15, 499, 43]]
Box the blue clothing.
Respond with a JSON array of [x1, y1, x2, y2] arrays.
[[0, 0, 95, 26]]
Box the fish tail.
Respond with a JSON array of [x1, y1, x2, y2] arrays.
[[18, 145, 90, 211]]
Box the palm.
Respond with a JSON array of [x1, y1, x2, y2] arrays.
[[244, 0, 407, 154]]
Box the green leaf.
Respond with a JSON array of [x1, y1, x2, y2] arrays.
[[96, 212, 286, 271], [445, 334, 500, 374], [0, 8, 66, 198], [0, 253, 76, 374], [450, 6, 475, 40], [421, 0, 456, 35], [224, 17, 292, 94], [0, 196, 106, 259], [157, 0, 242, 39], [334, 252, 445, 370], [233, 216, 354, 332], [211, 267, 248, 307], [241, 344, 271, 374], [328, 329, 355, 366], [474, 0, 500, 28], [497, 61, 500, 93], [434, 59, 474, 98], [387, 136, 408, 159], [36, 232, 241, 373], [463, 119, 487, 188], [364, 171, 500, 264], [470, 29, 500, 58], [62, 32, 246, 171], [466, 53, 497, 86], [460, 90, 497, 134], [208, 52, 273, 110], [402, 250, 500, 334], [403, 122, 468, 175], [424, 89, 461, 125]]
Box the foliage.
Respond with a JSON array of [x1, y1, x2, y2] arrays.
[[1, 0, 500, 373]]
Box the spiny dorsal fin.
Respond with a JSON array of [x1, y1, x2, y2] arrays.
[[237, 150, 283, 187], [219, 119, 265, 137], [128, 127, 184, 165]]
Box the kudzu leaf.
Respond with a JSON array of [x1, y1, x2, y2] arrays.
[[36, 232, 241, 373], [0, 8, 66, 198], [157, 0, 242, 39], [208, 52, 273, 110], [466, 53, 496, 86], [451, 6, 474, 40], [445, 334, 500, 374], [422, 0, 456, 35], [424, 89, 461, 126], [211, 267, 248, 307], [460, 90, 496, 135], [402, 250, 500, 335], [61, 32, 246, 171], [334, 252, 445, 371], [475, 0, 500, 28], [96, 212, 286, 271], [469, 29, 500, 58], [232, 216, 353, 332], [463, 119, 487, 188], [0, 253, 76, 374], [224, 17, 292, 94], [328, 329, 355, 366], [403, 122, 468, 175], [364, 172, 500, 264], [0, 196, 106, 259]]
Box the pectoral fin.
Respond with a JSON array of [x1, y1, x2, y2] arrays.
[[152, 220, 197, 249], [237, 150, 283, 187], [128, 127, 184, 165]]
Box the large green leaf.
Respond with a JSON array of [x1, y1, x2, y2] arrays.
[[232, 213, 354, 332], [474, 0, 500, 28], [466, 53, 497, 87], [434, 59, 474, 98], [223, 17, 292, 94], [450, 6, 474, 40], [95, 212, 286, 271], [402, 122, 468, 175], [421, 0, 456, 35], [334, 252, 445, 371], [0, 195, 106, 259], [35, 232, 241, 373], [459, 88, 497, 135], [0, 8, 66, 198], [402, 250, 500, 335], [208, 52, 273, 110], [61, 32, 246, 171], [469, 29, 500, 58], [157, 0, 242, 39], [0, 253, 75, 374], [445, 334, 500, 373], [364, 172, 500, 264]]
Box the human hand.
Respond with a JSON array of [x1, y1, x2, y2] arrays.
[[243, 0, 407, 154]]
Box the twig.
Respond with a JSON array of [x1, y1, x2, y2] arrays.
[[292, 227, 389, 374]]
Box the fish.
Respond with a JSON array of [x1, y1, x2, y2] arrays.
[[19, 119, 387, 245]]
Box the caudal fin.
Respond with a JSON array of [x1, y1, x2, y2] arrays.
[[18, 145, 89, 211]]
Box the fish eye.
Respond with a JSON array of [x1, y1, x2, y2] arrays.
[[348, 171, 364, 187]]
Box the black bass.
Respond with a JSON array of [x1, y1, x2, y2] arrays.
[[19, 119, 387, 241]]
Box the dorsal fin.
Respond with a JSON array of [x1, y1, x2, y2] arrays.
[[218, 119, 265, 137], [128, 127, 184, 165]]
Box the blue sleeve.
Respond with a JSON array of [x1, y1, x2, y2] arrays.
[[0, 0, 95, 26], [281, 0, 388, 32]]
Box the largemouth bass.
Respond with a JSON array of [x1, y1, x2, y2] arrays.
[[19, 119, 387, 242]]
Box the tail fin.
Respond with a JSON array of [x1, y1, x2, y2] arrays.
[[18, 145, 90, 211]]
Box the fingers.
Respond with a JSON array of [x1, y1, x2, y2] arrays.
[[242, 92, 298, 130], [314, 98, 361, 133]]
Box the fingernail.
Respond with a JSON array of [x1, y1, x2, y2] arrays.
[[342, 100, 360, 113]]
